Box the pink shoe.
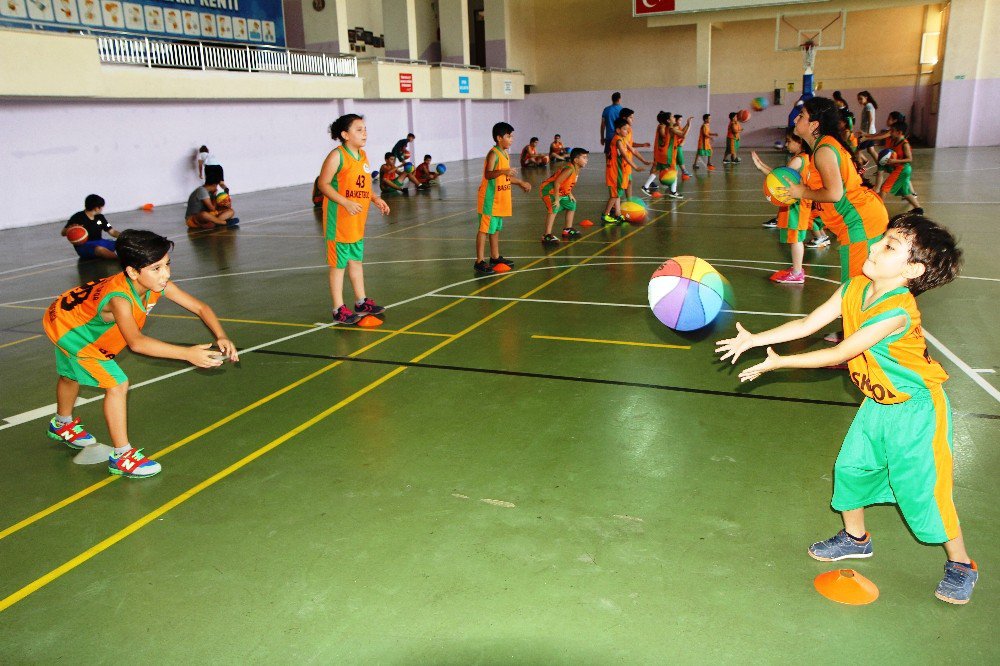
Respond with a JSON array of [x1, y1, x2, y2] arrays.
[[773, 269, 805, 284]]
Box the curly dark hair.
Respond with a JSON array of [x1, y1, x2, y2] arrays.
[[887, 213, 962, 295]]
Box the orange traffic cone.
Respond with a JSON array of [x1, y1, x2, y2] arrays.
[[141, 203, 154, 211], [814, 569, 879, 605], [357, 315, 383, 328], [491, 262, 511, 273], [579, 219, 594, 227]]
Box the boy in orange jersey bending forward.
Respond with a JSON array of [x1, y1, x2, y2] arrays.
[[717, 213, 978, 605], [44, 229, 238, 478]]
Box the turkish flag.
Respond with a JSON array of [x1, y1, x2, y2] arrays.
[[634, 0, 676, 16]]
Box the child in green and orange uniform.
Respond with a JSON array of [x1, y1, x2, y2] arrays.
[[603, 119, 637, 224], [641, 111, 684, 199], [751, 130, 812, 284], [723, 112, 742, 164], [717, 213, 977, 605], [44, 229, 238, 478], [673, 114, 693, 180], [693, 114, 717, 171], [618, 108, 651, 201], [318, 114, 391, 325], [879, 121, 922, 213], [785, 97, 888, 283], [474, 121, 531, 275], [540, 148, 589, 243]]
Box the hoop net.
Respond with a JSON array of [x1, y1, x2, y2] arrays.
[[801, 41, 817, 73]]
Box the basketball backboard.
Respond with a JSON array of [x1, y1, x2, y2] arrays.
[[775, 9, 846, 52]]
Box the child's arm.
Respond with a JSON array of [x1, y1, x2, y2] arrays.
[[736, 314, 907, 383], [627, 144, 650, 166], [888, 142, 912, 165], [162, 282, 239, 361], [750, 151, 772, 175], [317, 150, 363, 216], [106, 294, 228, 367], [785, 145, 843, 203], [716, 287, 844, 364], [483, 151, 506, 180], [372, 196, 390, 215]]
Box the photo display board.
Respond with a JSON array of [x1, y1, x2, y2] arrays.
[[1, 0, 286, 47]]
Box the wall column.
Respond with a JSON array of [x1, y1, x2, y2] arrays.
[[935, 0, 998, 146], [383, 0, 417, 59], [483, 0, 506, 68], [439, 0, 470, 65], [696, 20, 712, 111]]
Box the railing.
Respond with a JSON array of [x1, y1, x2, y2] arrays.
[[0, 20, 356, 77], [96, 35, 357, 76]]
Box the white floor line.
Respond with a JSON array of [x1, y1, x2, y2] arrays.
[[922, 331, 1000, 403], [972, 369, 996, 374], [0, 257, 79, 276]]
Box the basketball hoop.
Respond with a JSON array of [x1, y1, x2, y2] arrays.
[[801, 41, 817, 74]]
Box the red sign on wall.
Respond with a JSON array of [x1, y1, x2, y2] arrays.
[[633, 0, 675, 15], [399, 72, 413, 93]]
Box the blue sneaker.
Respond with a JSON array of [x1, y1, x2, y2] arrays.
[[226, 217, 240, 227], [108, 448, 162, 478], [935, 560, 978, 605], [808, 530, 873, 562], [47, 417, 97, 450]]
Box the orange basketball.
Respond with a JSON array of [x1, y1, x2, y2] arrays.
[[66, 225, 89, 245], [737, 109, 751, 123]]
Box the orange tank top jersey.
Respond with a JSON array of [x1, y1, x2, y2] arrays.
[[887, 136, 908, 160], [323, 145, 372, 244], [44, 272, 161, 360], [477, 146, 512, 217], [540, 164, 579, 197], [605, 136, 631, 188], [805, 136, 888, 245], [624, 125, 633, 149], [653, 125, 669, 164], [726, 122, 736, 139], [777, 154, 813, 228], [698, 124, 711, 150], [841, 276, 948, 404], [551, 141, 564, 154]]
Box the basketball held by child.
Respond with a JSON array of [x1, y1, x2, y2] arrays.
[[764, 166, 802, 206], [751, 97, 768, 111], [877, 148, 894, 166], [215, 191, 232, 210], [65, 225, 88, 245], [648, 256, 731, 332], [737, 109, 751, 122], [403, 162, 415, 173], [436, 163, 447, 174], [621, 199, 647, 224], [658, 168, 678, 187]]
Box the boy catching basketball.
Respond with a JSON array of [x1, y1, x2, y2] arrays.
[[44, 230, 238, 478], [474, 122, 531, 275], [716, 213, 977, 605]]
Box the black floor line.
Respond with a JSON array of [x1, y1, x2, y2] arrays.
[[252, 348, 862, 408]]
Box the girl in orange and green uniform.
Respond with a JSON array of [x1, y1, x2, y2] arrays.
[[642, 111, 675, 195], [787, 97, 888, 282], [540, 148, 588, 243], [879, 121, 922, 212], [693, 114, 716, 170], [317, 114, 391, 324]]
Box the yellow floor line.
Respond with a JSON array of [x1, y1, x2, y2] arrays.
[[0, 335, 42, 350], [531, 335, 690, 350], [0, 214, 665, 610]]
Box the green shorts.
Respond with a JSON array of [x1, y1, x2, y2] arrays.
[[675, 150, 685, 165], [478, 214, 504, 234], [697, 148, 711, 157], [543, 194, 576, 214], [833, 389, 959, 543], [55, 347, 127, 389], [328, 239, 365, 269]]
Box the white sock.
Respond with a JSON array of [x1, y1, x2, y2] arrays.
[[644, 174, 656, 188], [114, 445, 132, 455], [671, 181, 678, 194], [55, 414, 73, 424]]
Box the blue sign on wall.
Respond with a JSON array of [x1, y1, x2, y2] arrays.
[[0, 0, 286, 47], [458, 75, 470, 94]]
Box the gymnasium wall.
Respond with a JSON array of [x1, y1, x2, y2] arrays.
[[0, 98, 510, 230]]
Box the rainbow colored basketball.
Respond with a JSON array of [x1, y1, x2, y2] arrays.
[[648, 256, 731, 332], [65, 225, 88, 245], [403, 162, 414, 173], [751, 97, 768, 111], [621, 200, 647, 223], [658, 168, 678, 186], [764, 166, 802, 206], [215, 190, 231, 209], [737, 109, 751, 123]]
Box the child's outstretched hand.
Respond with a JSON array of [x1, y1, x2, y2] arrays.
[[738, 347, 782, 383], [188, 343, 225, 368], [750, 151, 771, 174], [216, 337, 239, 363], [517, 181, 531, 193], [373, 197, 390, 215], [715, 322, 757, 364]]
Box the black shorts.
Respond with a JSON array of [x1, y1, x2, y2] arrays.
[[859, 140, 876, 151], [205, 164, 224, 183]]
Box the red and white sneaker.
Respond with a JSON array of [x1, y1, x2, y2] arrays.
[[47, 417, 97, 449], [770, 268, 805, 284], [108, 448, 161, 478]]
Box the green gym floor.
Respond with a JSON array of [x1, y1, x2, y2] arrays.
[[1, 148, 997, 663]]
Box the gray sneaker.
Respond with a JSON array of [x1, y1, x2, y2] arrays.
[[808, 530, 873, 562], [935, 560, 978, 604]]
